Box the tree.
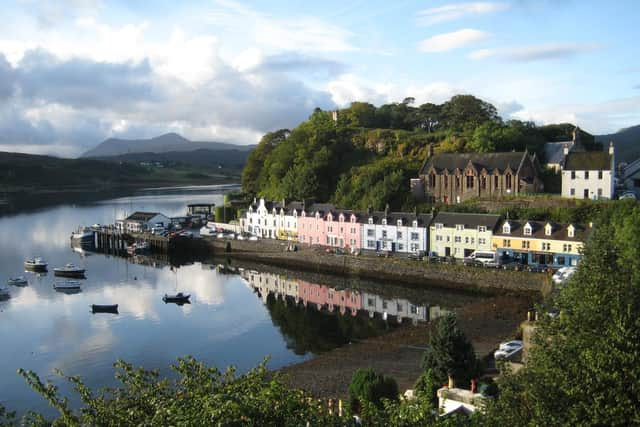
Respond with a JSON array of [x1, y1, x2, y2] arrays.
[[348, 368, 399, 412], [241, 129, 289, 195], [347, 102, 378, 128], [421, 314, 478, 390], [441, 95, 500, 132], [484, 201, 640, 426]]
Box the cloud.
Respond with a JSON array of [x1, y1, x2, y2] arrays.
[[243, 52, 346, 78], [418, 29, 490, 53], [469, 43, 602, 61], [0, 54, 16, 100], [496, 100, 524, 117], [416, 2, 510, 26], [512, 95, 640, 134]]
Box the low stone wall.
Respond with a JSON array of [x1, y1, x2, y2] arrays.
[[205, 238, 546, 295]]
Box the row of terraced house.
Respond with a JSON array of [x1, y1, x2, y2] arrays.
[[240, 198, 590, 268]]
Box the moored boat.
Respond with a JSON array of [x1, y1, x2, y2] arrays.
[[53, 263, 86, 277], [0, 287, 10, 299], [91, 304, 119, 314], [71, 227, 94, 243], [162, 292, 190, 304], [53, 280, 82, 290], [24, 257, 48, 271], [7, 276, 28, 286]]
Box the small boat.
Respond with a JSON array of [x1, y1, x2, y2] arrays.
[[7, 276, 28, 286], [217, 264, 240, 274], [127, 241, 150, 255], [24, 257, 48, 271], [91, 304, 119, 314], [71, 227, 94, 243], [53, 280, 82, 290], [53, 263, 86, 277], [162, 292, 190, 304], [0, 287, 10, 299]]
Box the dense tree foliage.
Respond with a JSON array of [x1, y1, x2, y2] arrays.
[[348, 369, 399, 412], [421, 314, 478, 391], [242, 95, 590, 209], [483, 200, 640, 425]]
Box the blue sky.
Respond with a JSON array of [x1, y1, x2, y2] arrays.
[[0, 0, 638, 156]]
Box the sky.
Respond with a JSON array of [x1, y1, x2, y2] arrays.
[[0, 0, 639, 157]]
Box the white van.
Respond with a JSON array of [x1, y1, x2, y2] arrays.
[[464, 250, 498, 266]]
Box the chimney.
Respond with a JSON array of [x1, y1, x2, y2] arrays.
[[448, 375, 455, 389], [609, 141, 614, 155]]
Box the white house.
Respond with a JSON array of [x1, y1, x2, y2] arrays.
[[562, 142, 615, 200], [116, 212, 171, 233], [429, 212, 501, 259], [361, 292, 428, 325], [360, 209, 432, 254], [243, 198, 302, 240]]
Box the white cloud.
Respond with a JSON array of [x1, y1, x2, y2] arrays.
[[469, 43, 602, 61], [417, 2, 510, 26], [418, 29, 490, 53]]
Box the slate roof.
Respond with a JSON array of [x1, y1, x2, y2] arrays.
[[419, 152, 529, 175], [494, 219, 591, 242], [363, 211, 433, 226], [543, 141, 572, 165], [563, 151, 612, 171], [431, 212, 501, 229], [125, 212, 162, 222]]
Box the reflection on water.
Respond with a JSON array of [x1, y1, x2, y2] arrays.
[[0, 187, 464, 418]]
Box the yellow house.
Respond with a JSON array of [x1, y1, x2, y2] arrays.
[[492, 220, 590, 267], [429, 212, 501, 258]]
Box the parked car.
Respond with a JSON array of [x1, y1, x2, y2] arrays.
[[552, 266, 577, 284], [248, 235, 259, 241], [335, 248, 346, 255], [494, 340, 523, 360]]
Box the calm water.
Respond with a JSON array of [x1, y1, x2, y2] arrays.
[[0, 186, 469, 417]]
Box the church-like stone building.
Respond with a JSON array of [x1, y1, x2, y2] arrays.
[[414, 147, 543, 204]]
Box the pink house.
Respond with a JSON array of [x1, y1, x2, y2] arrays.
[[297, 204, 362, 250], [298, 280, 362, 316]]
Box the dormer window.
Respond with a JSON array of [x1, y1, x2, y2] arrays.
[[523, 222, 532, 236], [351, 216, 356, 223], [328, 214, 333, 222], [412, 220, 418, 227], [382, 219, 387, 225], [456, 224, 464, 231], [503, 222, 511, 234], [478, 226, 487, 232], [368, 218, 373, 225], [397, 219, 403, 227], [339, 215, 344, 223], [545, 223, 553, 236], [568, 224, 575, 238]]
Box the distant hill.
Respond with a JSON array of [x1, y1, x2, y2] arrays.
[[596, 125, 640, 163], [92, 148, 251, 168], [81, 132, 253, 158]]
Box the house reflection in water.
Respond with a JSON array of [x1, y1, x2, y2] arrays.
[[241, 270, 448, 325]]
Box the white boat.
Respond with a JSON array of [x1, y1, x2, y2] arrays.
[[199, 226, 216, 237], [71, 227, 94, 243], [0, 287, 10, 298], [7, 276, 28, 286], [53, 280, 82, 290], [54, 263, 86, 277], [552, 267, 577, 285], [24, 257, 48, 271]]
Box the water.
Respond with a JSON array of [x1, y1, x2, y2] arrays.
[[0, 186, 491, 417]]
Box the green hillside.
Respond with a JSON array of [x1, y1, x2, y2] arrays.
[[596, 125, 640, 163], [241, 95, 593, 210]]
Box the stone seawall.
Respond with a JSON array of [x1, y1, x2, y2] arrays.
[[206, 239, 546, 295]]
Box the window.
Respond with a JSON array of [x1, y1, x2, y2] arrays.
[[563, 244, 573, 252], [481, 175, 487, 190], [466, 175, 474, 189], [571, 171, 576, 180], [503, 239, 511, 248], [444, 174, 448, 189], [585, 171, 589, 179], [557, 256, 566, 265], [412, 220, 418, 227], [410, 305, 418, 314], [456, 224, 465, 231], [410, 243, 419, 251], [568, 226, 575, 238], [340, 227, 343, 233], [503, 223, 511, 234], [598, 170, 603, 179], [382, 301, 388, 309], [506, 173, 512, 189], [597, 188, 602, 197], [435, 223, 443, 230], [367, 298, 375, 307], [454, 236, 461, 243], [478, 238, 486, 245], [368, 218, 373, 225], [478, 226, 487, 232], [398, 243, 404, 250], [436, 235, 443, 241], [397, 303, 403, 312], [382, 230, 387, 238], [570, 188, 575, 196], [545, 224, 552, 236], [465, 237, 469, 244], [542, 242, 551, 251], [494, 175, 499, 189], [382, 219, 387, 225], [523, 224, 532, 236], [397, 231, 402, 239], [351, 227, 356, 234], [470, 237, 475, 244], [521, 240, 530, 249], [429, 173, 436, 188], [367, 240, 375, 248], [456, 176, 461, 189], [397, 220, 403, 227]]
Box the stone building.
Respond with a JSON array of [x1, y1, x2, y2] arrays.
[[417, 147, 542, 204]]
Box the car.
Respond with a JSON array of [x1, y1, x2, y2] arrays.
[[494, 340, 523, 360], [552, 266, 577, 284], [237, 234, 246, 240], [335, 248, 346, 255], [248, 235, 259, 241], [619, 191, 637, 200], [217, 233, 225, 239], [180, 231, 193, 238]]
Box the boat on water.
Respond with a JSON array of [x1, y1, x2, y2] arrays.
[[162, 292, 190, 304], [24, 257, 48, 271], [127, 241, 150, 255], [216, 264, 240, 274], [53, 280, 82, 290], [91, 304, 119, 314], [71, 227, 94, 243], [53, 263, 86, 277], [0, 287, 10, 299], [7, 276, 28, 286]]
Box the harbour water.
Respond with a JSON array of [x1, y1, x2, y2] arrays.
[[0, 186, 511, 417]]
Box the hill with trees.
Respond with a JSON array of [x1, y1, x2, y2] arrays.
[[596, 124, 640, 163], [241, 95, 595, 210]]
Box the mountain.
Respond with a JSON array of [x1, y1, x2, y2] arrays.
[[596, 125, 640, 163], [81, 133, 253, 158], [90, 148, 251, 168]]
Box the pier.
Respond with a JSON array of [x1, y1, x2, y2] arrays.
[[93, 228, 213, 257]]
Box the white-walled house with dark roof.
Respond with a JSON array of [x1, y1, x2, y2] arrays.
[[360, 209, 432, 254]]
